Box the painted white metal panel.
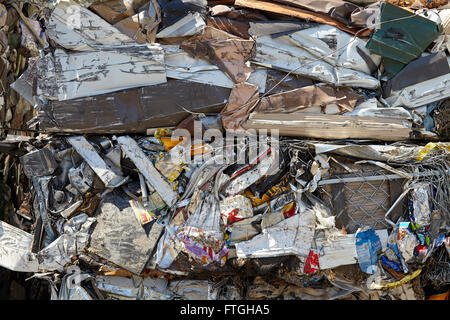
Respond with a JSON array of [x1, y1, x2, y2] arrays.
[[235, 209, 316, 259], [318, 229, 389, 270], [0, 220, 39, 272], [345, 98, 413, 123], [386, 58, 450, 109]]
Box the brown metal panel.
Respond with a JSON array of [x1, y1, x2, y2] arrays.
[[37, 80, 231, 134]]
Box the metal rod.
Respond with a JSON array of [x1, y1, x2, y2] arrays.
[[319, 169, 450, 186]]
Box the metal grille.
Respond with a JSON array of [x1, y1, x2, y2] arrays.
[[319, 169, 405, 233]]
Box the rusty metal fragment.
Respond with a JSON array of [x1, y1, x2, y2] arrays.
[[253, 84, 362, 114], [181, 26, 255, 83], [220, 82, 259, 130]]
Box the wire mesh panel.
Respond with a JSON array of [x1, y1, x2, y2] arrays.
[[319, 167, 406, 233]]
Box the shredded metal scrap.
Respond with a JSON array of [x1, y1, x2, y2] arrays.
[[0, 0, 449, 301]]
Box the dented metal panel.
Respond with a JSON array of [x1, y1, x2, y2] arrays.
[[157, 12, 206, 38], [180, 26, 256, 84], [365, 2, 441, 77], [163, 45, 267, 92], [47, 1, 134, 50], [318, 229, 389, 270], [95, 276, 170, 300], [32, 176, 57, 241], [0, 214, 94, 273], [35, 45, 166, 101], [20, 147, 58, 178], [383, 52, 450, 97], [385, 65, 450, 109], [0, 220, 39, 272], [88, 191, 164, 275], [67, 136, 128, 189], [253, 84, 362, 114], [244, 113, 412, 141], [235, 209, 316, 259], [36, 80, 231, 134], [117, 135, 178, 207], [251, 24, 380, 88]]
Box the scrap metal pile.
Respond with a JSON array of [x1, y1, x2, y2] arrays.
[[0, 0, 449, 300]]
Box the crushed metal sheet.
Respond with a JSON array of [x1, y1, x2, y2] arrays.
[[20, 147, 58, 178], [220, 82, 259, 130], [365, 2, 441, 77], [47, 1, 135, 50], [252, 84, 362, 114], [244, 113, 412, 141], [234, 0, 367, 35], [318, 229, 389, 270], [88, 190, 164, 275], [117, 135, 178, 207], [157, 12, 206, 38], [385, 56, 450, 109], [181, 26, 255, 83], [163, 45, 267, 91], [36, 79, 231, 134], [34, 45, 167, 101], [235, 209, 316, 259], [250, 23, 380, 88], [67, 136, 128, 189]]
